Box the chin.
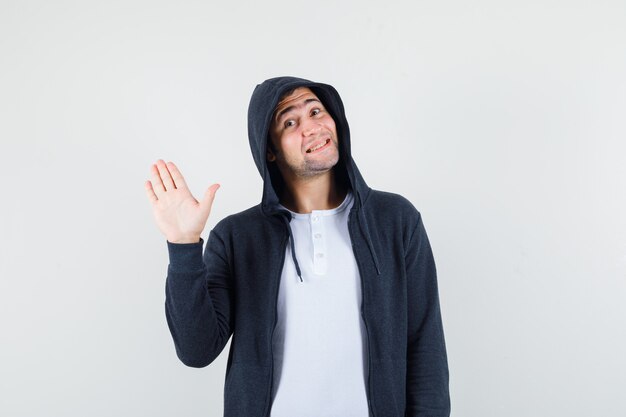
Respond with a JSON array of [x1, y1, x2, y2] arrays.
[[305, 157, 339, 174]]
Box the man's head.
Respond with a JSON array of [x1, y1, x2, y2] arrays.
[[266, 87, 340, 179]]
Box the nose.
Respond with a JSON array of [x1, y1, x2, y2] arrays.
[[302, 119, 322, 136]]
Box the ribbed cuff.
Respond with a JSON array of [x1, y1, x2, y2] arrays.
[[166, 237, 205, 272]]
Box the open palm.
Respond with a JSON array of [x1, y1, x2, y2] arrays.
[[145, 159, 220, 244]]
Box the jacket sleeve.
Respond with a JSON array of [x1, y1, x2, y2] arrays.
[[405, 214, 450, 416], [164, 228, 234, 368]]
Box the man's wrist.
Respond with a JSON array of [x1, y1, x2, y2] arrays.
[[167, 236, 201, 244]]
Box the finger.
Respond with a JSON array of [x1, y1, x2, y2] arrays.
[[150, 163, 166, 194], [145, 180, 158, 203], [201, 183, 220, 213], [166, 161, 189, 190], [156, 159, 176, 191]]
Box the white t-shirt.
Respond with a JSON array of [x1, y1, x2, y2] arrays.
[[270, 190, 370, 417]]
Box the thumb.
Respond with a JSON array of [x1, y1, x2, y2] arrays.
[[201, 183, 220, 214]]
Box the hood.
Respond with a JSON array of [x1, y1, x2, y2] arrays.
[[247, 76, 381, 282]]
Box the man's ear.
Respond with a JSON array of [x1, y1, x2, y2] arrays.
[[266, 148, 276, 162], [266, 136, 277, 162]]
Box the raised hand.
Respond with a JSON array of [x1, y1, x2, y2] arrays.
[[145, 159, 220, 244]]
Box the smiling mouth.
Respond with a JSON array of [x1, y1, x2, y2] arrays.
[[306, 138, 331, 153]]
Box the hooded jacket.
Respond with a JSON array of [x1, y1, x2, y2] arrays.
[[165, 76, 451, 417]]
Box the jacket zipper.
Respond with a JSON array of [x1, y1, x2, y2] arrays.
[[263, 232, 289, 417], [348, 210, 377, 417]]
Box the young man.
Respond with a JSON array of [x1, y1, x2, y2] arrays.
[[145, 76, 450, 417]]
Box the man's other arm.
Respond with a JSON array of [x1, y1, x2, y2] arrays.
[[405, 214, 451, 416]]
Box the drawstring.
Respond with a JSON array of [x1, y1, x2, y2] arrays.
[[276, 197, 381, 283], [280, 214, 303, 282], [357, 208, 381, 275]]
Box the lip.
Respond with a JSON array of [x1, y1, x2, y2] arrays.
[[305, 138, 331, 154]]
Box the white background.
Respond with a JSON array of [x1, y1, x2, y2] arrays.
[[1, 1, 625, 416]]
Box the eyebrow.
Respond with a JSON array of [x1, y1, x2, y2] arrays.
[[274, 98, 321, 124]]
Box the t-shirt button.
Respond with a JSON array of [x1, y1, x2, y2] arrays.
[[312, 216, 319, 222], [314, 233, 322, 239], [316, 253, 324, 258]]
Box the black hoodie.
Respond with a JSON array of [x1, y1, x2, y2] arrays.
[[165, 76, 451, 416]]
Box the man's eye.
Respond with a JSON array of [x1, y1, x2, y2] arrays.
[[311, 108, 321, 116], [284, 120, 296, 128]]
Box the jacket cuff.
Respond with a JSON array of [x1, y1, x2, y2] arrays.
[[166, 238, 205, 272]]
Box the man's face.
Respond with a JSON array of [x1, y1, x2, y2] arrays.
[[267, 87, 339, 179]]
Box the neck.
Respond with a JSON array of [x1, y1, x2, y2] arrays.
[[279, 168, 348, 214]]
